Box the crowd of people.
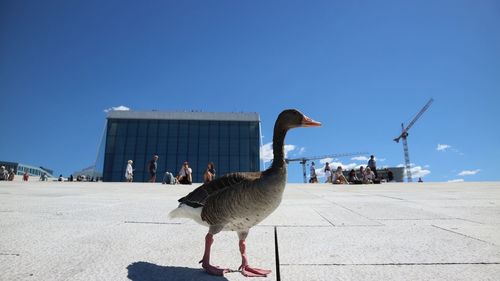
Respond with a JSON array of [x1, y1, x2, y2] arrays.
[[0, 166, 16, 181], [123, 154, 216, 185], [315, 155, 395, 185], [3, 154, 399, 185]]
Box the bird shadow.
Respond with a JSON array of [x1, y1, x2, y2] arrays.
[[126, 261, 230, 281]]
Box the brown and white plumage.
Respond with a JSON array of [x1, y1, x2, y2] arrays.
[[168, 109, 321, 277]]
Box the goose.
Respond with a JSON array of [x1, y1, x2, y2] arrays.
[[169, 109, 321, 277]]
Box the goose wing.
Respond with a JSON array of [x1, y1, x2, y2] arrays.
[[178, 171, 261, 208]]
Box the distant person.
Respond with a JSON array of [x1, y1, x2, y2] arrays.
[[418, 177, 423, 183], [125, 160, 134, 182], [367, 155, 378, 179], [309, 162, 318, 183], [58, 174, 63, 181], [348, 169, 362, 184], [0, 166, 7, 180], [203, 162, 216, 183], [177, 161, 192, 185], [162, 171, 177, 185], [8, 169, 15, 181], [357, 166, 365, 181], [386, 169, 394, 182], [363, 167, 375, 184], [40, 173, 48, 181], [23, 171, 29, 181], [148, 155, 159, 183], [324, 162, 332, 183], [68, 174, 73, 182], [332, 166, 349, 184]]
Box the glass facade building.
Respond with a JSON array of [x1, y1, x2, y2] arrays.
[[0, 161, 54, 178], [102, 111, 261, 182]]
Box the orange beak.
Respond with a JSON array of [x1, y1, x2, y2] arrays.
[[302, 115, 321, 127]]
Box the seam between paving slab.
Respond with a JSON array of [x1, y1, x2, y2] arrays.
[[274, 226, 281, 281], [279, 262, 500, 266], [431, 225, 499, 246]]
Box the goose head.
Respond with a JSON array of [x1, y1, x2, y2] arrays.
[[275, 109, 321, 131]]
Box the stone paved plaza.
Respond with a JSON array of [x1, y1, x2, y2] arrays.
[[1, 181, 499, 280]]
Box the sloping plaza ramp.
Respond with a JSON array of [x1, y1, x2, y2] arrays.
[[1, 181, 499, 280]]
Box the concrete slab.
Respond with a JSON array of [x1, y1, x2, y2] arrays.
[[277, 226, 500, 265], [280, 264, 500, 281], [1, 181, 500, 280]]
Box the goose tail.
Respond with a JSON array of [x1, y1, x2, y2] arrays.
[[168, 203, 207, 226]]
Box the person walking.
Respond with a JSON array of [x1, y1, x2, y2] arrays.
[[148, 155, 159, 183], [125, 160, 134, 182], [367, 155, 378, 179], [324, 162, 332, 183], [23, 171, 29, 181], [309, 162, 318, 183]]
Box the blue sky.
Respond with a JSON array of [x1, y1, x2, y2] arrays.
[[1, 0, 499, 182]]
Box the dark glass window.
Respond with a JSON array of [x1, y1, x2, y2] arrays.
[[148, 121, 158, 137], [178, 121, 188, 137], [199, 122, 209, 138], [103, 118, 260, 182], [158, 122, 168, 137]]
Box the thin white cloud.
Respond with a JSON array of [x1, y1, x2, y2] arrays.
[[448, 179, 464, 183], [398, 163, 431, 179], [260, 142, 300, 164], [260, 143, 274, 163], [351, 156, 369, 161], [436, 144, 451, 151], [315, 161, 358, 179], [320, 158, 333, 164], [458, 169, 480, 176], [284, 144, 296, 157], [410, 166, 431, 179], [104, 105, 130, 113]]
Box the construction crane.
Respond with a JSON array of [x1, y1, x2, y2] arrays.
[[286, 152, 369, 183], [393, 98, 434, 182]]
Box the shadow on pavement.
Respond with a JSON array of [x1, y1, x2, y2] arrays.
[[127, 261, 230, 281]]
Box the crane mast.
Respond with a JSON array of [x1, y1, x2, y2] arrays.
[[401, 123, 412, 182], [394, 98, 433, 182]]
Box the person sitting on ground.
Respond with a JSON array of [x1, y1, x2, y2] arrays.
[[357, 166, 365, 181], [348, 169, 362, 184], [8, 169, 15, 181], [177, 161, 193, 185], [332, 166, 349, 184], [363, 167, 375, 184], [385, 168, 394, 182], [203, 162, 216, 183]]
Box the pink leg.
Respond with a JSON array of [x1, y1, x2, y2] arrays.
[[199, 233, 229, 276], [238, 239, 272, 277]]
